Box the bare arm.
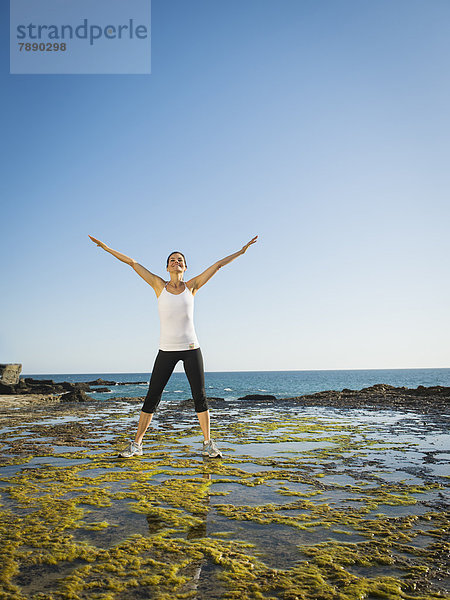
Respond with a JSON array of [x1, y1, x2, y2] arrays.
[[88, 235, 164, 294], [188, 236, 258, 294]]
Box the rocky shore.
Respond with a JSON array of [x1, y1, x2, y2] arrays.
[[0, 364, 147, 404], [1, 362, 449, 413], [193, 384, 450, 417], [0, 380, 449, 415], [0, 376, 146, 396], [286, 383, 450, 412]]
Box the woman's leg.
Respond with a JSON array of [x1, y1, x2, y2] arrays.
[[196, 409, 210, 442], [136, 350, 178, 444], [134, 411, 154, 446], [183, 349, 210, 441]]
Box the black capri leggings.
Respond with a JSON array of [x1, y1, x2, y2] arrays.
[[142, 348, 208, 414]]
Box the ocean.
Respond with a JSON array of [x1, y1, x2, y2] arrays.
[[23, 367, 450, 403]]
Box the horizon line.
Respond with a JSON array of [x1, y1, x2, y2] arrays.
[[20, 366, 450, 376]]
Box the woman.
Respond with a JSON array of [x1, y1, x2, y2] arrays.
[[88, 234, 258, 458]]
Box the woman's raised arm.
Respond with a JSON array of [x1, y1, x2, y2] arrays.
[[188, 236, 258, 294], [89, 235, 135, 265], [88, 235, 164, 293]]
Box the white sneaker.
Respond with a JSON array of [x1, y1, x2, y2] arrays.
[[202, 439, 222, 458], [118, 440, 143, 458]]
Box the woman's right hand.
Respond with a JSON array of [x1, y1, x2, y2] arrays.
[[89, 235, 108, 250]]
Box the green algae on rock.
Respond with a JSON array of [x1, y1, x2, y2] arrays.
[[0, 396, 448, 599]]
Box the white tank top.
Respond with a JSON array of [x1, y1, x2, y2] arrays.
[[157, 283, 200, 351]]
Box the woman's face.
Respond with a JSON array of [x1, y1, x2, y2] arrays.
[[167, 253, 186, 274]]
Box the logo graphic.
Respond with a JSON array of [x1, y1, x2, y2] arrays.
[[10, 0, 151, 74]]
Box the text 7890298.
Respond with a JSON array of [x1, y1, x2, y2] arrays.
[[18, 42, 67, 52]]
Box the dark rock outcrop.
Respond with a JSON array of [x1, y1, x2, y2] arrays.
[[181, 397, 225, 405], [24, 378, 54, 385], [86, 380, 147, 386], [238, 394, 277, 401], [0, 382, 15, 394], [60, 389, 91, 402], [1, 378, 98, 395], [0, 374, 147, 396], [60, 382, 91, 392]]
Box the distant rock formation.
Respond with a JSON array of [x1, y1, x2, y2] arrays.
[[0, 374, 150, 396], [0, 363, 22, 385], [86, 378, 117, 386], [86, 379, 147, 386]]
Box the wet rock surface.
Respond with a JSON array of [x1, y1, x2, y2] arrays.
[[0, 384, 448, 599]]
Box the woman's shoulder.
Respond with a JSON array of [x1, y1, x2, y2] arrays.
[[155, 281, 167, 298]]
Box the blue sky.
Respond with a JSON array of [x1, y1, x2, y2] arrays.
[[1, 0, 449, 374]]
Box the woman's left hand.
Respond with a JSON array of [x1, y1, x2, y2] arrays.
[[241, 236, 258, 254]]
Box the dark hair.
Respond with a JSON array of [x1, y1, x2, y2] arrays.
[[166, 251, 187, 268]]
